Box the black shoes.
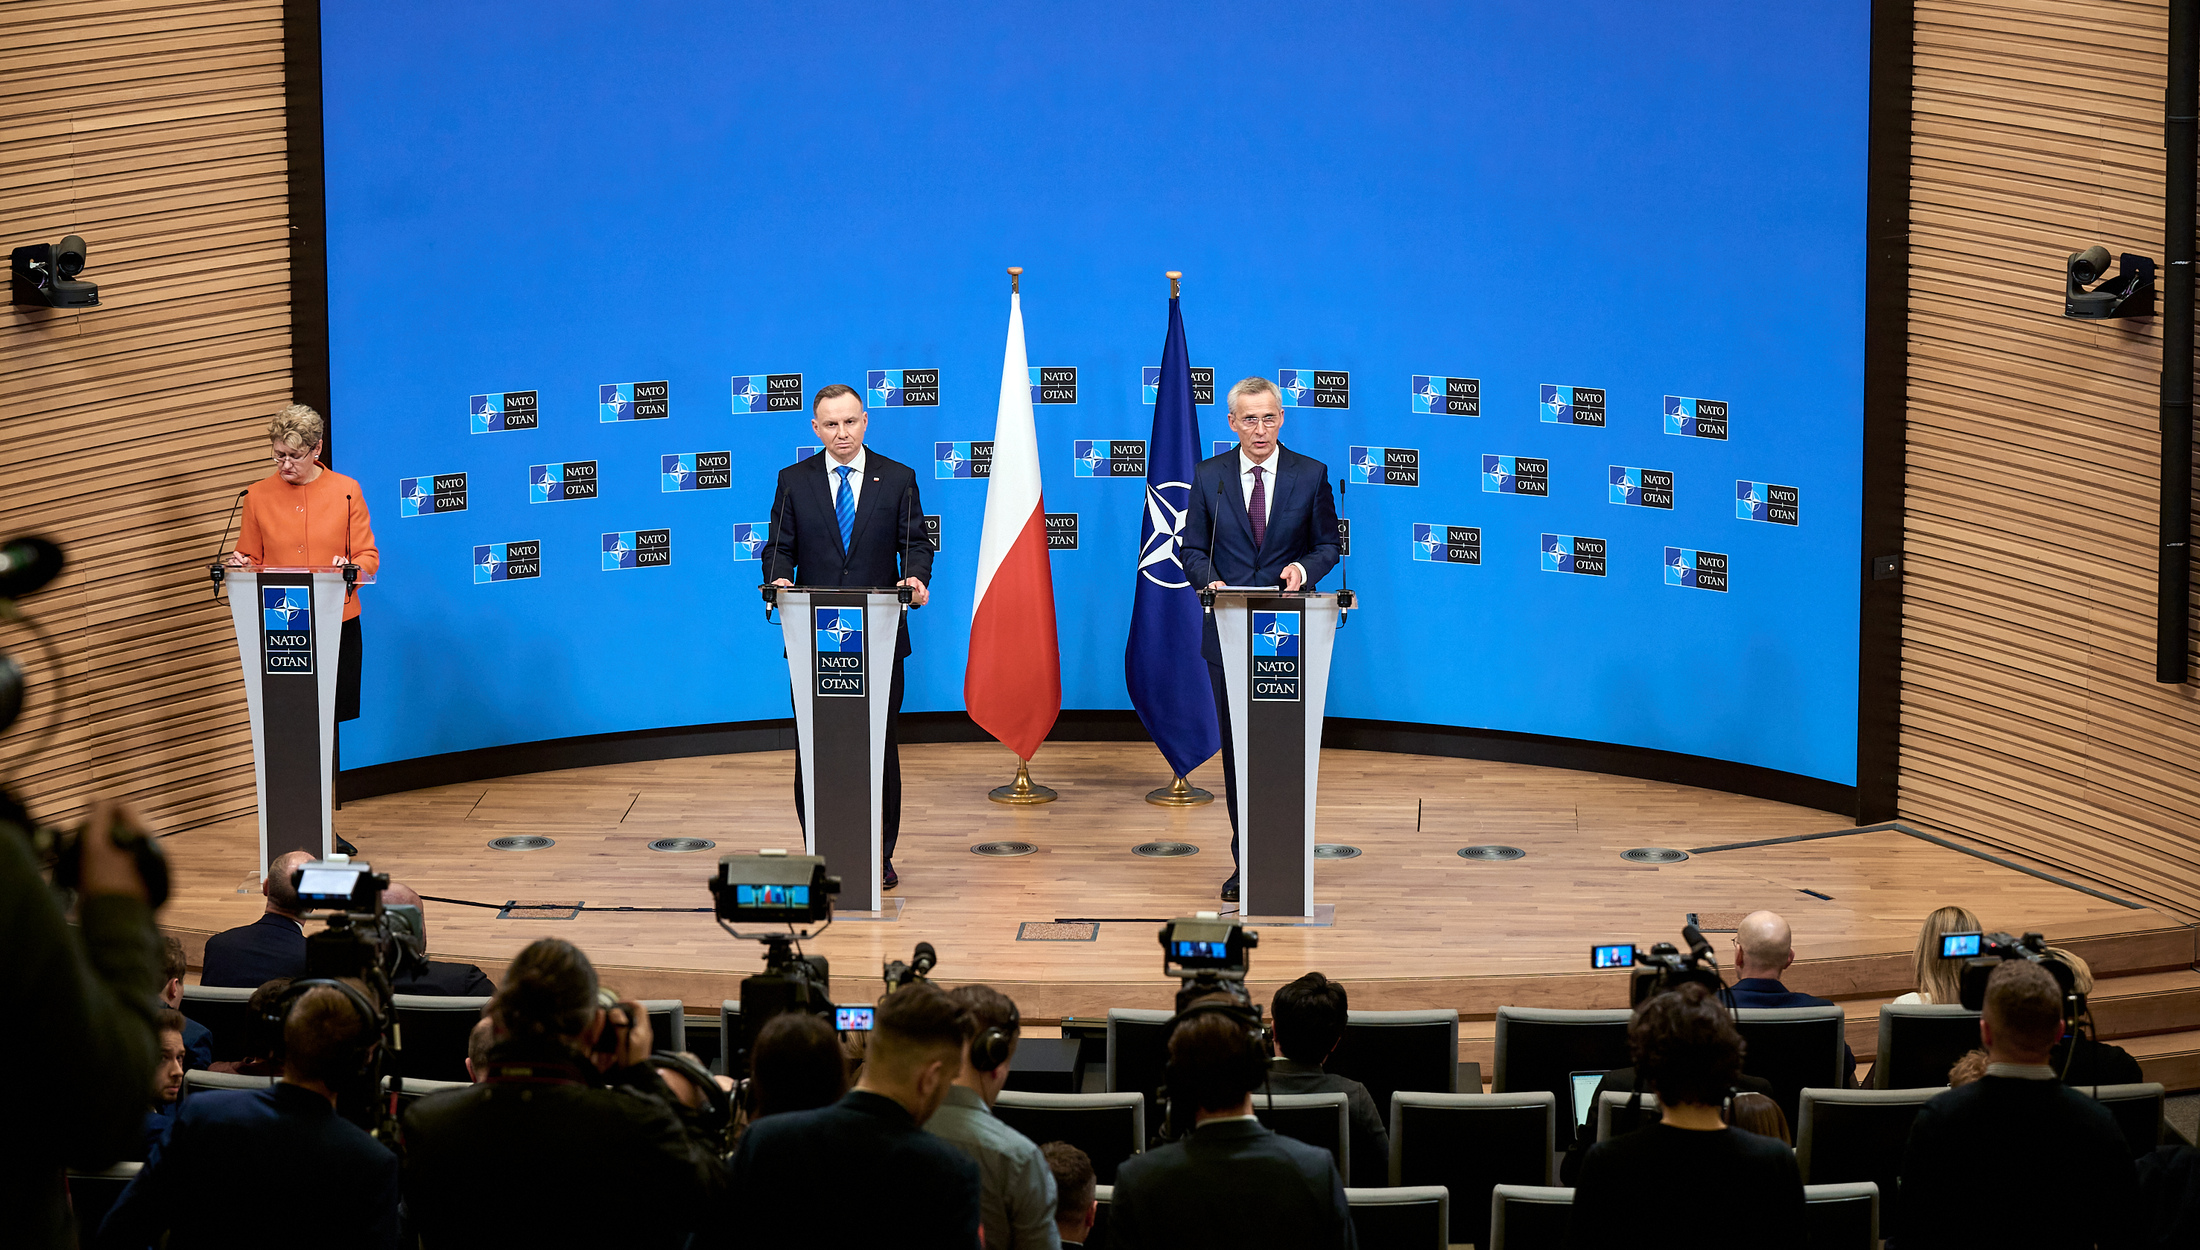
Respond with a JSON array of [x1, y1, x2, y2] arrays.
[[882, 862, 899, 891], [1220, 873, 1239, 903], [334, 835, 359, 856]]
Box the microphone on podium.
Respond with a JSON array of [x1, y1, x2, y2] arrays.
[[206, 489, 249, 597]]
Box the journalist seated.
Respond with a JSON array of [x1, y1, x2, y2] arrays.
[[2041, 946, 2144, 1087], [200, 850, 314, 988], [741, 1009, 849, 1127], [1044, 1142, 1098, 1248], [398, 938, 724, 1248], [155, 935, 212, 1069], [1109, 1004, 1356, 1250], [928, 984, 1061, 1250], [1728, 909, 1857, 1084], [1267, 971, 1389, 1188], [380, 883, 495, 996], [133, 1009, 189, 1161], [1569, 983, 1804, 1250], [98, 982, 401, 1250]]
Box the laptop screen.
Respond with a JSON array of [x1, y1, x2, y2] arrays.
[[1570, 1071, 1608, 1129]]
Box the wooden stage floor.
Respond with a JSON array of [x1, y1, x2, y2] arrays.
[[160, 743, 2192, 1043]]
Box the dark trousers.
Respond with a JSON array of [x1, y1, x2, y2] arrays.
[[793, 651, 905, 863], [1209, 661, 1240, 867], [336, 616, 363, 722]]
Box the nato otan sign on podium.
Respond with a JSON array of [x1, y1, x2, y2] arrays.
[[772, 585, 908, 911]]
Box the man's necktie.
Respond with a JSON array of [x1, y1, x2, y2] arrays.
[[1248, 465, 1268, 549], [834, 464, 855, 550]]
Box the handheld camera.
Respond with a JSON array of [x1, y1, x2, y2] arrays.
[[1938, 930, 2082, 1019], [1595, 923, 1725, 1007]]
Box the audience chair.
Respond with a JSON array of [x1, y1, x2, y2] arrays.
[[1594, 1088, 1659, 1141], [66, 1162, 141, 1234], [1802, 1180, 1880, 1250], [2086, 1081, 2167, 1157], [1254, 1091, 1350, 1177], [1343, 1185, 1448, 1249], [177, 985, 259, 1063], [382, 1074, 470, 1115], [1327, 1008, 1459, 1128], [1796, 1087, 1938, 1238], [183, 1070, 272, 1097], [1090, 1183, 1112, 1249], [1870, 1003, 1981, 1089], [994, 1090, 1145, 1184], [1104, 1007, 1174, 1132], [1003, 1035, 1082, 1094], [1391, 1090, 1555, 1250], [1733, 1005, 1847, 1125], [390, 994, 491, 1083], [1491, 1006, 1630, 1148], [717, 1000, 740, 1076], [1488, 1183, 1574, 1250], [638, 999, 685, 1053]]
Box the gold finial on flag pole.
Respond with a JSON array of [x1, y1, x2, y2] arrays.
[[1166, 270, 1181, 298], [1007, 266, 1022, 294]]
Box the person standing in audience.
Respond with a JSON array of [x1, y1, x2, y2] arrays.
[[1043, 1142, 1098, 1248], [928, 985, 1061, 1249], [1891, 904, 1982, 1005], [379, 884, 495, 995], [1110, 1008, 1355, 1249], [200, 850, 314, 988], [1897, 960, 2140, 1247], [740, 1009, 849, 1129], [155, 936, 212, 1069], [729, 983, 981, 1248], [1728, 909, 1857, 1084], [98, 983, 400, 1249], [1568, 984, 1804, 1249], [135, 1010, 189, 1160], [1267, 972, 1390, 1188]]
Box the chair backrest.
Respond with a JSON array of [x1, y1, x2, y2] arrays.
[[1802, 1181, 1880, 1250], [1594, 1088, 1659, 1141], [178, 985, 260, 1063], [1491, 1006, 1630, 1148], [719, 1000, 741, 1075], [183, 1069, 273, 1097], [1733, 1005, 1846, 1126], [1104, 1008, 1174, 1133], [2086, 1081, 2167, 1157], [637, 1000, 685, 1054], [390, 994, 491, 1082], [1003, 1035, 1084, 1096], [1254, 1091, 1350, 1178], [1392, 1091, 1555, 1250], [1796, 1087, 1939, 1237], [1091, 1183, 1113, 1249], [1343, 1185, 1448, 1250], [381, 1074, 470, 1113], [994, 1091, 1145, 1185], [1871, 1003, 1981, 1089], [1488, 1183, 1575, 1250], [1327, 1009, 1459, 1128], [67, 1162, 142, 1235]]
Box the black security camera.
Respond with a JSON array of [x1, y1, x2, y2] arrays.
[[2065, 244, 2153, 320], [12, 234, 99, 308]]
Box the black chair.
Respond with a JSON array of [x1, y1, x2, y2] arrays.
[[1491, 1006, 1630, 1148], [183, 1070, 271, 1098], [1343, 1185, 1447, 1249], [178, 985, 260, 1063], [1327, 1008, 1459, 1129], [1104, 1007, 1173, 1132], [638, 999, 685, 1053], [1733, 1005, 1846, 1126], [1488, 1183, 1574, 1250], [994, 1091, 1144, 1184], [1802, 1180, 1880, 1250], [1870, 1003, 1980, 1089], [1090, 1182, 1113, 1249], [1254, 1091, 1349, 1178], [1391, 1091, 1554, 1250], [391, 994, 490, 1082], [717, 1000, 741, 1076], [2088, 1081, 2167, 1157], [1796, 1087, 1937, 1238], [1594, 1088, 1659, 1141], [67, 1163, 142, 1235], [1004, 1036, 1083, 1094]]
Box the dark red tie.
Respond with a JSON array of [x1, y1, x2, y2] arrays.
[[1248, 465, 1268, 548]]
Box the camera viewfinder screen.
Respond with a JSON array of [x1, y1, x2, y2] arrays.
[[835, 1006, 874, 1032], [1170, 940, 1229, 960], [734, 884, 810, 909], [296, 867, 361, 900], [1940, 932, 1983, 959], [1591, 943, 1635, 970]]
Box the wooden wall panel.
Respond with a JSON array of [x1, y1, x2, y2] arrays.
[[0, 0, 286, 834]]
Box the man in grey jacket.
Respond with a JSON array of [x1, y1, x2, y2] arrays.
[[929, 984, 1060, 1249]]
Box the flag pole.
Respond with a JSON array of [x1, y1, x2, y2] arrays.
[[1141, 270, 1216, 809], [983, 265, 1059, 806]]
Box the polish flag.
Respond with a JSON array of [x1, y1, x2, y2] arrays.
[[964, 289, 1061, 759]]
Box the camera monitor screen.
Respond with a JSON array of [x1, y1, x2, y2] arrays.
[[295, 865, 370, 909], [1940, 931, 1983, 959], [1591, 943, 1636, 970], [733, 884, 811, 910], [1571, 1071, 1608, 1128], [1170, 940, 1230, 960], [835, 1006, 874, 1032]]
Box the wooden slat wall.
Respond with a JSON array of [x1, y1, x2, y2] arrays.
[[1903, 0, 2200, 915], [0, 0, 286, 833]]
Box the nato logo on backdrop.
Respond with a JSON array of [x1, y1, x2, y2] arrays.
[[1665, 546, 1730, 591], [1031, 367, 1077, 404], [474, 540, 542, 583], [795, 445, 823, 463], [1074, 440, 1147, 477], [662, 452, 732, 492], [600, 380, 670, 422], [1542, 533, 1608, 576], [1665, 395, 1730, 440], [1482, 455, 1549, 496], [1413, 523, 1481, 564], [602, 529, 671, 571], [869, 369, 940, 407], [732, 523, 770, 562], [935, 441, 994, 478], [1609, 466, 1675, 509], [398, 473, 467, 517], [1540, 384, 1607, 427], [470, 389, 538, 433], [1736, 480, 1800, 524], [814, 607, 865, 697], [1413, 375, 1480, 416], [530, 461, 598, 503], [1144, 366, 1215, 406], [260, 586, 312, 674], [1279, 369, 1349, 408], [1349, 446, 1420, 486], [1045, 513, 1078, 549], [732, 373, 804, 413]]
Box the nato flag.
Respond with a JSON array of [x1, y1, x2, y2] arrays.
[[1125, 295, 1221, 778]]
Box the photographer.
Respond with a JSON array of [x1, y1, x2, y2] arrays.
[[399, 938, 724, 1248], [1569, 983, 1803, 1249]]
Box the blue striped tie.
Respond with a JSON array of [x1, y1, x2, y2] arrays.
[[834, 464, 855, 550]]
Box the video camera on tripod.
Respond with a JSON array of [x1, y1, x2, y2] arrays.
[[1938, 930, 2083, 1019], [282, 857, 420, 1140], [1592, 922, 1727, 1007], [710, 850, 838, 1075]]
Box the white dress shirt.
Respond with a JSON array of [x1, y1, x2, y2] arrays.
[[824, 446, 867, 513], [1234, 447, 1304, 581]]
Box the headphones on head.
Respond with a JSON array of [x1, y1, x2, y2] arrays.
[[260, 977, 385, 1078], [646, 1049, 735, 1152], [971, 1001, 1021, 1074], [1157, 998, 1271, 1140]]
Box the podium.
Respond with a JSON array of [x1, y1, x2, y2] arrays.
[[769, 585, 909, 912], [1208, 589, 1349, 918], [223, 567, 370, 877]]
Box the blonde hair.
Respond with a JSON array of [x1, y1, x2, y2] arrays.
[[1913, 905, 1982, 1005], [2042, 946, 2094, 996], [268, 403, 325, 450]]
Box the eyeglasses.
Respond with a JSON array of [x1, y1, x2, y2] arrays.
[[272, 447, 316, 464], [1233, 414, 1282, 430]]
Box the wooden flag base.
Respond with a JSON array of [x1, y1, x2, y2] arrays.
[[988, 759, 1058, 805], [1145, 774, 1215, 807]]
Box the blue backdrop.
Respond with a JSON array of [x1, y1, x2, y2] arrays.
[[322, 0, 1869, 784]]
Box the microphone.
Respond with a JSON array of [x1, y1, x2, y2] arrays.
[[0, 536, 65, 602], [1200, 477, 1225, 614], [762, 479, 792, 619], [342, 494, 359, 586], [1682, 922, 1714, 963], [206, 491, 248, 596], [1335, 476, 1352, 623], [911, 941, 937, 978]]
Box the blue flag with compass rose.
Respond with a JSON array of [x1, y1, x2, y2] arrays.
[[1124, 294, 1221, 778]]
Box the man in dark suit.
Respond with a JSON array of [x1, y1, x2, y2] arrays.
[[1111, 1006, 1355, 1250], [1728, 910, 1857, 1084], [763, 382, 933, 891], [381, 883, 495, 996], [200, 850, 314, 988], [1268, 973, 1388, 1188], [156, 936, 213, 1069], [1181, 376, 1341, 902]]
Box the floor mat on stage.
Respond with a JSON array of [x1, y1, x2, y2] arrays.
[[1018, 922, 1100, 941]]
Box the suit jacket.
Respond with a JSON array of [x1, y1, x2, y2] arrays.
[[1729, 978, 1858, 1083], [730, 1090, 980, 1250], [1898, 1075, 2139, 1248], [1263, 1060, 1389, 1189], [1110, 1117, 1354, 1250], [763, 450, 933, 658], [98, 1083, 400, 1249], [392, 959, 495, 997], [1180, 447, 1341, 665], [200, 913, 307, 989]]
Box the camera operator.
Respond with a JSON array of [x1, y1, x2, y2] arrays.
[[399, 938, 724, 1248], [1569, 983, 1803, 1249], [1268, 972, 1389, 1188], [97, 981, 402, 1249], [928, 984, 1062, 1250], [2042, 945, 2145, 1087], [3, 796, 163, 1250], [1897, 959, 2139, 1248]]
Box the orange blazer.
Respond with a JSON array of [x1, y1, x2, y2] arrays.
[[233, 469, 381, 620]]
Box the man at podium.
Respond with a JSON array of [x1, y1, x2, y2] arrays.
[[1180, 377, 1339, 903], [764, 384, 932, 891]]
